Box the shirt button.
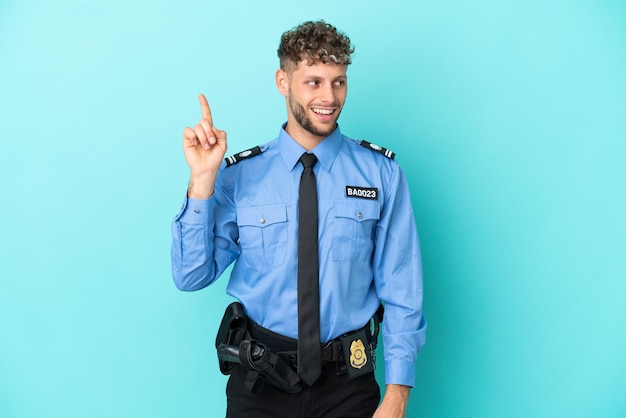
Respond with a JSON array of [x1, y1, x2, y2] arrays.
[[193, 209, 200, 214], [259, 217, 266, 224], [357, 212, 363, 219]]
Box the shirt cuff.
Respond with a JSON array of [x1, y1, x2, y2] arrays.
[[175, 197, 213, 224], [385, 359, 416, 387]]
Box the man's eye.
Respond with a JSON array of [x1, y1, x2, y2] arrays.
[[334, 80, 345, 87], [308, 80, 319, 86]]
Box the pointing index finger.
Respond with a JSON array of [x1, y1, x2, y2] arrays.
[[198, 93, 213, 125]]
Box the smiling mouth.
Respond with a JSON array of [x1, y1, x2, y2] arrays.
[[311, 107, 336, 115]]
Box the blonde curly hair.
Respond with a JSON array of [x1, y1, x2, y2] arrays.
[[278, 20, 354, 72]]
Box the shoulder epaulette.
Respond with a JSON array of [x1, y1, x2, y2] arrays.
[[359, 140, 395, 160], [224, 146, 263, 167]]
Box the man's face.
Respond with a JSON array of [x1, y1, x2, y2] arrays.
[[280, 60, 348, 140]]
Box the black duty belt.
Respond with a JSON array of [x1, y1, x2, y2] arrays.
[[247, 319, 355, 369], [215, 302, 383, 393]]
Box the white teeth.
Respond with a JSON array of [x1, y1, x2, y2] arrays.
[[312, 108, 333, 115]]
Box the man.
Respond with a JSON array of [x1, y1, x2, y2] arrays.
[[171, 20, 426, 417]]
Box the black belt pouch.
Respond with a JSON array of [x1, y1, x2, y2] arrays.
[[340, 327, 375, 379]]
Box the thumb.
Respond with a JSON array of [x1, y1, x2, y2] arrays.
[[213, 127, 227, 143]]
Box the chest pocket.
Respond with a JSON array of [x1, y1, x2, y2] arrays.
[[332, 200, 380, 262], [237, 204, 288, 267]]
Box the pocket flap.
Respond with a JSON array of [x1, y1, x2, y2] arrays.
[[237, 204, 287, 227], [334, 200, 380, 222]]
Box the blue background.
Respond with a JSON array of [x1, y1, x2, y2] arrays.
[[1, 0, 625, 417]]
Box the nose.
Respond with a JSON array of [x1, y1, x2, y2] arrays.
[[319, 83, 336, 104]]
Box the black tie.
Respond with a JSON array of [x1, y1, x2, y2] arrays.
[[297, 153, 321, 386]]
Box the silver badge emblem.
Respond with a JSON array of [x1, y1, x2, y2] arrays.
[[239, 150, 252, 158]]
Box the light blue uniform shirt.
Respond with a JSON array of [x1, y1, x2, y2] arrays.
[[171, 125, 426, 387]]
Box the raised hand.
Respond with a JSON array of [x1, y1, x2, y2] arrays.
[[182, 94, 228, 199]]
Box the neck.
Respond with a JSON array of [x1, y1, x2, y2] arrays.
[[284, 120, 334, 151]]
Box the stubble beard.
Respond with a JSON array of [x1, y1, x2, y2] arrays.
[[288, 93, 340, 138]]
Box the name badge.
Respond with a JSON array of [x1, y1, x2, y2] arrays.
[[345, 186, 378, 200]]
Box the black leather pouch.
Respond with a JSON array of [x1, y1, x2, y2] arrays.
[[340, 328, 375, 379]]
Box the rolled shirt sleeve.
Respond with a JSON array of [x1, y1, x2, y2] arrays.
[[374, 164, 427, 387]]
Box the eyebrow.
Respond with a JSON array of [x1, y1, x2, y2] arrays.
[[303, 75, 347, 81]]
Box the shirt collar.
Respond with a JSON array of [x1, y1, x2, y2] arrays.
[[277, 122, 343, 172]]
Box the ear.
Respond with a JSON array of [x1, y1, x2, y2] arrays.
[[275, 69, 289, 97]]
